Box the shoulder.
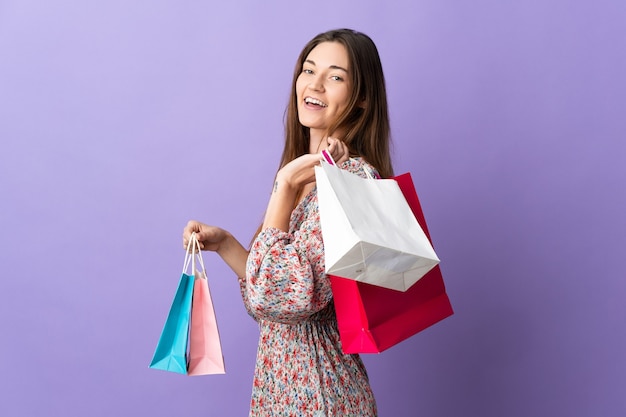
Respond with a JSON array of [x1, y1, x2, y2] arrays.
[[339, 157, 379, 179]]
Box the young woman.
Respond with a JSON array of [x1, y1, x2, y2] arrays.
[[183, 28, 393, 416]]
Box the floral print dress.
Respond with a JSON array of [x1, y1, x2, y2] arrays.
[[239, 158, 378, 417]]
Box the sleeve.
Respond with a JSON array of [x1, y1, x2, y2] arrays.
[[241, 216, 329, 324]]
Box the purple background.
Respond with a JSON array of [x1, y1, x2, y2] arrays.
[[1, 1, 624, 416]]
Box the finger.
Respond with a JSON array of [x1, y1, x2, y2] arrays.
[[335, 142, 350, 164], [183, 220, 201, 248], [329, 140, 345, 159], [183, 236, 196, 250], [194, 229, 210, 243], [323, 138, 343, 162], [183, 221, 197, 238], [326, 140, 335, 154]]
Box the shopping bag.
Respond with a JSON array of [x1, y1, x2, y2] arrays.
[[315, 152, 440, 291], [330, 172, 453, 353], [149, 235, 197, 374], [187, 249, 226, 375]]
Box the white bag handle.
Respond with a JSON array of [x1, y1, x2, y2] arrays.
[[193, 235, 207, 279], [321, 149, 375, 180], [182, 232, 196, 274], [182, 232, 208, 278]]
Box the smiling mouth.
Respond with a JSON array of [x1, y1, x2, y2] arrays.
[[304, 97, 328, 107]]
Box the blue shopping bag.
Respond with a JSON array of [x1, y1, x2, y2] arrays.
[[149, 273, 194, 373], [149, 235, 198, 374]]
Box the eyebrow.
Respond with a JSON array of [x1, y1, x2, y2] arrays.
[[304, 59, 349, 73]]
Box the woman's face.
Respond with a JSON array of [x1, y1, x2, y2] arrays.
[[296, 41, 353, 138]]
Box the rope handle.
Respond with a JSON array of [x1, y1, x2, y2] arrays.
[[182, 232, 208, 279], [182, 232, 195, 274], [193, 235, 207, 279]]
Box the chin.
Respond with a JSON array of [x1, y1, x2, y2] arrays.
[[298, 117, 323, 131]]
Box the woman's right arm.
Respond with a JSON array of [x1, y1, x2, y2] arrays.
[[182, 220, 249, 278]]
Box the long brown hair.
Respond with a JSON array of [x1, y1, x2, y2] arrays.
[[251, 29, 393, 244], [280, 28, 394, 178]]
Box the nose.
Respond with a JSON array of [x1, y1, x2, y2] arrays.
[[308, 74, 324, 92]]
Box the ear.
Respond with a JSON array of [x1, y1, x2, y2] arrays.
[[357, 97, 367, 109]]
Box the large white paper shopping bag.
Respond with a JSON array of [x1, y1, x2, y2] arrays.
[[314, 158, 439, 291]]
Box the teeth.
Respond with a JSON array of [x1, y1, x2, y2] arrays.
[[305, 97, 327, 107]]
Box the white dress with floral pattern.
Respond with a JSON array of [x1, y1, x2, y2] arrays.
[[239, 158, 378, 416]]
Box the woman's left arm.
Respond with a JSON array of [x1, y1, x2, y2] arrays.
[[262, 138, 349, 232]]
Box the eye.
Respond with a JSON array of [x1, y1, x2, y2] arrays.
[[302, 68, 314, 75], [330, 75, 344, 82]]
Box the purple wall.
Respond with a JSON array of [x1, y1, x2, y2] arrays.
[[1, 1, 624, 416]]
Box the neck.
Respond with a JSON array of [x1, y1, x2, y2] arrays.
[[308, 129, 326, 154]]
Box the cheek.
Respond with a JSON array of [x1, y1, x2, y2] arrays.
[[295, 77, 306, 100], [335, 88, 352, 109], [336, 83, 351, 102]]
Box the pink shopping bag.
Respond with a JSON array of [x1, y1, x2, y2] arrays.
[[187, 266, 226, 375]]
